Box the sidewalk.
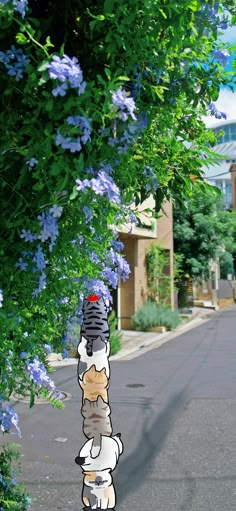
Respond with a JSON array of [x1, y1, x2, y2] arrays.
[[49, 306, 217, 367]]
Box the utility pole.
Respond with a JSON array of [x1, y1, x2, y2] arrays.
[[75, 295, 123, 510]]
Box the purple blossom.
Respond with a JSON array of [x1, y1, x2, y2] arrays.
[[76, 170, 121, 203], [19, 352, 28, 359], [0, 404, 21, 436], [63, 349, 69, 359], [111, 88, 137, 121], [111, 239, 124, 252], [38, 211, 59, 250], [213, 49, 230, 66], [143, 165, 159, 192], [44, 344, 52, 354], [52, 83, 67, 97], [26, 158, 38, 170], [20, 229, 38, 242], [16, 258, 28, 271], [66, 115, 92, 144], [0, 0, 28, 18], [209, 101, 227, 120], [25, 356, 55, 391], [56, 131, 82, 153], [47, 54, 86, 96], [102, 266, 119, 289], [109, 249, 130, 281], [32, 271, 47, 298], [82, 206, 93, 223], [84, 278, 112, 302], [58, 296, 70, 305], [49, 204, 63, 218], [0, 289, 3, 308], [32, 245, 47, 271], [0, 45, 30, 80]]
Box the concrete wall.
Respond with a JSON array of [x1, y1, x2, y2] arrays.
[[118, 201, 174, 329]]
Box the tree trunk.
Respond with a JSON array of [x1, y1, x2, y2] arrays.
[[75, 295, 123, 510]]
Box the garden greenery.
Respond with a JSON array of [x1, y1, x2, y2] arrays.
[[0, 0, 236, 446], [132, 301, 181, 330]]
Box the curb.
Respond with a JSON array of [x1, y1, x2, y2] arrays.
[[49, 311, 217, 368]]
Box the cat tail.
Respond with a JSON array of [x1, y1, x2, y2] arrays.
[[90, 434, 102, 458]]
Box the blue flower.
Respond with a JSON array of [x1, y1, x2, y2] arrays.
[[0, 45, 30, 80], [56, 131, 82, 153], [44, 344, 52, 354], [47, 54, 86, 96], [213, 49, 230, 66], [16, 258, 28, 271], [102, 266, 119, 289], [19, 351, 28, 359], [111, 88, 137, 121], [26, 158, 38, 170], [49, 204, 63, 218], [25, 356, 55, 391], [76, 169, 121, 204], [20, 229, 37, 242], [32, 245, 47, 271], [0, 289, 3, 308], [66, 115, 92, 144], [32, 271, 47, 298], [0, 0, 28, 18], [38, 211, 59, 250], [209, 101, 227, 120], [109, 249, 130, 281], [0, 404, 21, 436]]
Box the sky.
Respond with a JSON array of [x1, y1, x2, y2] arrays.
[[203, 23, 236, 128]]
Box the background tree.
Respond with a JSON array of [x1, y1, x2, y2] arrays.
[[173, 186, 236, 281]]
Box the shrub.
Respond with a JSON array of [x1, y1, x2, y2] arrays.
[[109, 310, 122, 355], [0, 443, 31, 511], [132, 301, 181, 331]]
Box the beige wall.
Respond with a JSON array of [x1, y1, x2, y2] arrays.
[[118, 201, 174, 329]]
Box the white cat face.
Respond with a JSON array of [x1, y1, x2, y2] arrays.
[[76, 434, 123, 472]]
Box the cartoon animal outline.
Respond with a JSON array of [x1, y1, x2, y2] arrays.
[[75, 434, 123, 472], [81, 396, 112, 457], [81, 297, 110, 341], [79, 365, 109, 403], [77, 336, 110, 381], [82, 470, 116, 510]]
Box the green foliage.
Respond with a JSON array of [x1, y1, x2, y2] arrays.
[[174, 187, 236, 280], [219, 252, 234, 279], [0, 443, 31, 510], [0, 0, 236, 427], [132, 301, 181, 330], [146, 243, 171, 305], [108, 310, 122, 355]]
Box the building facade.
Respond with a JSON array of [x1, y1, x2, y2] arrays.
[[116, 197, 174, 329], [204, 120, 236, 210]]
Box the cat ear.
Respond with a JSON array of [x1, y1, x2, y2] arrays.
[[97, 395, 103, 404]]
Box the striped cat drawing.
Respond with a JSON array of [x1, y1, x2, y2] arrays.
[[81, 297, 110, 342], [81, 396, 112, 457], [77, 336, 110, 381], [82, 470, 116, 510], [80, 365, 109, 403]]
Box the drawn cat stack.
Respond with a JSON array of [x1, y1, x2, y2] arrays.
[[76, 295, 123, 511]]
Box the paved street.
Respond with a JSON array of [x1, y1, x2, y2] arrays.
[[5, 305, 236, 511]]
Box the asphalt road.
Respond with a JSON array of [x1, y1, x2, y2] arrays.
[[5, 305, 236, 511]]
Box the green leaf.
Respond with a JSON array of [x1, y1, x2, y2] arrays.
[[15, 32, 28, 44], [104, 0, 114, 13], [29, 391, 35, 408], [45, 35, 54, 48], [69, 186, 79, 201], [115, 75, 130, 82]]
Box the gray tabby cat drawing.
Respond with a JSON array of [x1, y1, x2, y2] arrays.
[[75, 295, 123, 510]]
